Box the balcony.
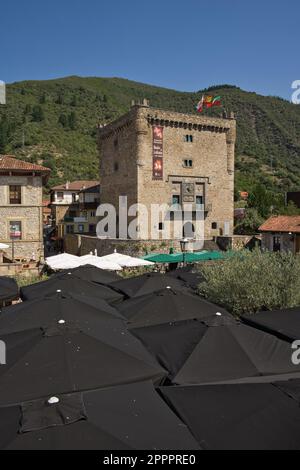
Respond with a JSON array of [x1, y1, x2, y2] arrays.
[[168, 203, 212, 213]]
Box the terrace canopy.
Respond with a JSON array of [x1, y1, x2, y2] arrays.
[[0, 276, 19, 303], [99, 252, 154, 268], [0, 382, 199, 450], [143, 251, 226, 263], [45, 253, 122, 271], [242, 306, 300, 342]]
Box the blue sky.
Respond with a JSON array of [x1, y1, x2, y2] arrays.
[[0, 0, 299, 99]]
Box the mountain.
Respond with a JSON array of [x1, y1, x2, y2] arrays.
[[1, 76, 300, 195]]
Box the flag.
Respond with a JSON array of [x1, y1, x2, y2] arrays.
[[196, 95, 204, 113], [204, 95, 213, 108], [212, 95, 221, 107]]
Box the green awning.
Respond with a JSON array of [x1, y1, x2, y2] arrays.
[[143, 251, 227, 263]]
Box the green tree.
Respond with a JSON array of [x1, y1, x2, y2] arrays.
[[235, 208, 264, 235], [58, 114, 68, 127], [31, 105, 44, 122], [198, 249, 300, 316], [68, 112, 77, 130]]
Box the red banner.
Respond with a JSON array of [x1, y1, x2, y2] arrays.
[[152, 126, 163, 179]]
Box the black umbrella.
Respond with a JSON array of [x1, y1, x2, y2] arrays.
[[20, 272, 124, 305], [131, 316, 300, 383], [109, 272, 191, 298], [167, 267, 204, 290], [0, 292, 159, 367], [119, 287, 230, 328], [53, 264, 120, 285], [0, 277, 19, 303], [0, 324, 166, 405], [0, 381, 200, 450], [160, 380, 300, 449], [242, 306, 300, 342]]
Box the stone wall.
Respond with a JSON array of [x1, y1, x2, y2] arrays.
[[0, 175, 44, 260], [216, 235, 261, 251]]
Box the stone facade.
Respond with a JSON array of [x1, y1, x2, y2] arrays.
[[0, 175, 44, 261], [98, 104, 236, 243]]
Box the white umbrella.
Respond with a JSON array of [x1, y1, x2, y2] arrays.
[[45, 253, 81, 270], [79, 255, 122, 271], [99, 252, 154, 268], [0, 243, 9, 250]]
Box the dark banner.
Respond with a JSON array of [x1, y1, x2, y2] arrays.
[[152, 126, 163, 180]]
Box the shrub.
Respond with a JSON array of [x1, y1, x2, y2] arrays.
[[198, 249, 300, 316]]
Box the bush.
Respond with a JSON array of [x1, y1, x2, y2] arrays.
[[198, 249, 300, 316]]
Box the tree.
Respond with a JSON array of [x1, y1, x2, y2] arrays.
[[56, 93, 64, 105], [68, 112, 77, 130], [70, 95, 78, 107], [235, 208, 264, 235], [31, 105, 44, 122], [198, 249, 300, 316], [58, 114, 68, 127]]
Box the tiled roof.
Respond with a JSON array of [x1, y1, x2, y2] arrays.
[[259, 216, 300, 234], [0, 155, 50, 173], [79, 184, 100, 194], [51, 180, 99, 191]]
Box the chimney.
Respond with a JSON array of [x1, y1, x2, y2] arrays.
[[65, 181, 70, 190]]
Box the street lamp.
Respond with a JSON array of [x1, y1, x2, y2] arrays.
[[180, 238, 189, 265]]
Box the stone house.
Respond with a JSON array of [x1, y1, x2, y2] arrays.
[[50, 180, 99, 238], [98, 102, 236, 247], [0, 155, 50, 261], [259, 215, 300, 254]]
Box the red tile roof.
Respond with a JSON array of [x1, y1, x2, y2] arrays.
[[259, 216, 300, 234], [51, 180, 99, 191], [0, 155, 50, 173]]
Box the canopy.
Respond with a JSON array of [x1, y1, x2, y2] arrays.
[[119, 287, 230, 328], [79, 255, 122, 271], [0, 243, 9, 250], [0, 324, 166, 406], [55, 264, 120, 285], [46, 254, 122, 271], [45, 253, 81, 270], [20, 272, 124, 305], [0, 276, 19, 302], [167, 267, 205, 290], [131, 316, 300, 383], [143, 251, 226, 263], [109, 272, 190, 299], [0, 292, 158, 369], [160, 380, 300, 449], [242, 306, 300, 342], [100, 252, 154, 268], [0, 382, 199, 450]]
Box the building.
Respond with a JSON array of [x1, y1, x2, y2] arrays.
[[259, 215, 300, 254], [42, 200, 51, 225], [50, 180, 99, 238], [98, 102, 236, 245], [0, 155, 50, 261]]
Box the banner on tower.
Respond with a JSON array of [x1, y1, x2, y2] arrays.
[[152, 126, 163, 180]]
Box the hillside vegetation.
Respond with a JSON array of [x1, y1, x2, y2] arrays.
[[0, 76, 300, 194]]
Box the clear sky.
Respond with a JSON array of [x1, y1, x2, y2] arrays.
[[1, 0, 299, 99]]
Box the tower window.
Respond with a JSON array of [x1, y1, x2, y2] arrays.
[[114, 162, 119, 172], [212, 222, 218, 230], [185, 135, 193, 143], [158, 222, 164, 230], [183, 159, 193, 168]]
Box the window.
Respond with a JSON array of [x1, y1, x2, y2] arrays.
[[89, 224, 96, 233], [172, 195, 180, 205], [72, 193, 77, 203], [57, 191, 64, 200], [10, 221, 22, 240], [158, 222, 164, 231], [9, 186, 21, 204], [212, 222, 218, 230], [185, 135, 193, 143], [273, 236, 281, 252], [66, 225, 74, 234], [78, 224, 85, 233], [196, 196, 203, 206], [183, 159, 193, 168], [114, 162, 119, 172], [90, 211, 96, 217]]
